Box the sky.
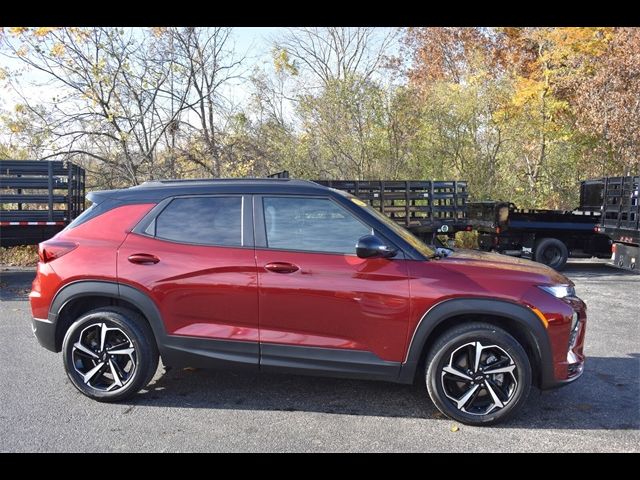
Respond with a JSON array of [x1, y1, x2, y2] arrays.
[[1, 27, 284, 111], [233, 27, 283, 62], [0, 27, 402, 145]]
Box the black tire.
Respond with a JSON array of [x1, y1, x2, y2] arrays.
[[534, 238, 568, 270], [62, 307, 159, 402], [425, 322, 532, 426]]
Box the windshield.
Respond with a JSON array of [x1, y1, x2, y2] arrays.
[[335, 190, 436, 258]]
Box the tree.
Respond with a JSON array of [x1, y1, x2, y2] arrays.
[[1, 27, 196, 185], [274, 27, 397, 89], [566, 28, 640, 175], [162, 27, 247, 177]]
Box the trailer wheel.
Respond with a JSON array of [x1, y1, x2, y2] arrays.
[[534, 238, 569, 270]]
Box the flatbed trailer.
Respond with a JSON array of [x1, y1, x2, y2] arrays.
[[0, 160, 85, 247], [314, 179, 470, 244], [267, 172, 471, 244], [595, 175, 639, 272], [468, 179, 612, 270]]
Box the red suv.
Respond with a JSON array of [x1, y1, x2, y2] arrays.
[[29, 179, 586, 425]]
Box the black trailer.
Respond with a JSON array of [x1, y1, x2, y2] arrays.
[[595, 175, 639, 272], [267, 171, 471, 244], [0, 160, 85, 247], [468, 179, 612, 270]]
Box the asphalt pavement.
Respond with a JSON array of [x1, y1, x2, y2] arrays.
[[1, 260, 638, 452]]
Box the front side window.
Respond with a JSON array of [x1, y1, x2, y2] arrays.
[[154, 196, 242, 246], [263, 197, 371, 254]]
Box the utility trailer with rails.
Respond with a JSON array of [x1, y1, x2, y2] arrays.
[[595, 175, 639, 272], [467, 179, 612, 270], [0, 160, 85, 247], [267, 172, 471, 244]]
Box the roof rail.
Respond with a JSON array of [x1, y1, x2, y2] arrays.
[[138, 177, 295, 188]]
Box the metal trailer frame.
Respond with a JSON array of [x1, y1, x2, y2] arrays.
[[0, 160, 86, 247]]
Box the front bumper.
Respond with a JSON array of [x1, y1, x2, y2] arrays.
[[539, 296, 587, 390], [31, 317, 57, 352]]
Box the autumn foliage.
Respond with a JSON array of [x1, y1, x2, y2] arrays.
[[0, 27, 638, 210]]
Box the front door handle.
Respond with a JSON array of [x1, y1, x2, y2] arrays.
[[128, 253, 160, 265], [264, 262, 299, 274]]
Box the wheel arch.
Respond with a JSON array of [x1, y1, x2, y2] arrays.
[[398, 298, 554, 389], [49, 280, 167, 353]]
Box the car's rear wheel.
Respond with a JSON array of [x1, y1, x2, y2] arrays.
[[425, 322, 531, 425], [62, 307, 159, 402]]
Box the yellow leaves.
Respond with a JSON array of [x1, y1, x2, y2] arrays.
[[8, 121, 24, 133], [34, 27, 56, 37], [68, 27, 90, 42], [511, 76, 545, 107], [16, 45, 29, 57], [273, 48, 298, 76], [549, 27, 612, 58], [14, 104, 25, 114], [50, 42, 65, 58], [8, 27, 29, 35], [0, 67, 7, 81]]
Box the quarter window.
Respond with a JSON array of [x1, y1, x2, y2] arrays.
[[155, 196, 243, 246], [263, 197, 371, 254]]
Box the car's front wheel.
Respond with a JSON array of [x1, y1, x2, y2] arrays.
[[62, 307, 159, 402], [425, 322, 532, 425]]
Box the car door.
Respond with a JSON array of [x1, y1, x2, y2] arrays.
[[254, 195, 411, 379], [118, 194, 259, 367]]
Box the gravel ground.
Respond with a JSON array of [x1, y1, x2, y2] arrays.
[[1, 260, 638, 452]]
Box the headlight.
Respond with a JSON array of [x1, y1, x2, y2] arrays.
[[538, 284, 576, 298], [570, 311, 579, 332]]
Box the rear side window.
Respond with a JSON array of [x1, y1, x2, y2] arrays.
[[263, 196, 371, 254], [64, 201, 98, 230], [154, 196, 243, 246]]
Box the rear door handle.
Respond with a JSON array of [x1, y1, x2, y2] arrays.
[[128, 253, 160, 265], [264, 262, 299, 274]]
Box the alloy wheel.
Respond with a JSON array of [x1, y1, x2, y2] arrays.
[[71, 323, 137, 392], [440, 341, 518, 416]]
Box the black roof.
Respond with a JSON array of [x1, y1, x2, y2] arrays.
[[87, 178, 331, 203]]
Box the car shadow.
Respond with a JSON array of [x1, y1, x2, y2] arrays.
[[131, 355, 640, 430]]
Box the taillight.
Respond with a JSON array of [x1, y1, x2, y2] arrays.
[[38, 240, 78, 263]]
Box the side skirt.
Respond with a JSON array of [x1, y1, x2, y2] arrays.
[[162, 337, 403, 383], [260, 343, 402, 383]]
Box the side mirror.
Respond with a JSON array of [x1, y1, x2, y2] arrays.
[[356, 235, 397, 259]]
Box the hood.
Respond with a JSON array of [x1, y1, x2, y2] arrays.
[[438, 248, 572, 286]]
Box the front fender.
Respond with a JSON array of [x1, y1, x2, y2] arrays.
[[398, 298, 554, 388]]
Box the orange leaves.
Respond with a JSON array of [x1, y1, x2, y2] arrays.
[[150, 27, 167, 38]]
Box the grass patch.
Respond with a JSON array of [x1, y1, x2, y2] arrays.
[[0, 245, 38, 267], [455, 230, 479, 249]]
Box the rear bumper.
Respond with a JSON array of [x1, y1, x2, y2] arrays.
[[31, 317, 57, 352]]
